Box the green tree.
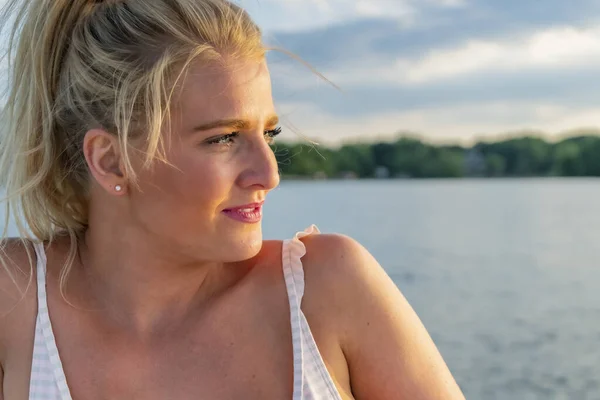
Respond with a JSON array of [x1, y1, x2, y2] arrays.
[[335, 144, 376, 178], [485, 154, 506, 177], [552, 140, 585, 176]]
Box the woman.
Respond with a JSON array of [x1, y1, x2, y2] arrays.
[[0, 0, 466, 399]]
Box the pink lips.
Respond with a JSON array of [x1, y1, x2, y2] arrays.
[[222, 202, 264, 224]]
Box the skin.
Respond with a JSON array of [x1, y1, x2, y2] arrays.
[[0, 55, 466, 399]]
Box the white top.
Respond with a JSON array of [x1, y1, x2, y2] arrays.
[[28, 226, 343, 399]]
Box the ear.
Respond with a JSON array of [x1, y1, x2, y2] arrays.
[[83, 129, 127, 195]]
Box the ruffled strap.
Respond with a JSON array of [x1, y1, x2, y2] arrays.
[[282, 225, 320, 399], [283, 225, 320, 302]]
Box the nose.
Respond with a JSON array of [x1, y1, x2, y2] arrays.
[[237, 135, 280, 191]]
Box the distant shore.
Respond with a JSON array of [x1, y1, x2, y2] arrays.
[[273, 131, 600, 179]]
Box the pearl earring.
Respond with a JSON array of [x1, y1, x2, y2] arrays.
[[115, 185, 123, 192]]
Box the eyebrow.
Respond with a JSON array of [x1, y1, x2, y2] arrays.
[[192, 115, 280, 132]]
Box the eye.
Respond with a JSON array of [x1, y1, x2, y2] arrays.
[[206, 132, 239, 146], [264, 126, 282, 144]]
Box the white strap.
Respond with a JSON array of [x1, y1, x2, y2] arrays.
[[31, 242, 73, 400]]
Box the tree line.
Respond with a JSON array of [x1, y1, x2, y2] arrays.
[[271, 131, 600, 179]]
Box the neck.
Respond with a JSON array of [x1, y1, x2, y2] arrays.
[[72, 224, 245, 336]]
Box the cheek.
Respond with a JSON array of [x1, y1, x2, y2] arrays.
[[147, 154, 234, 209]]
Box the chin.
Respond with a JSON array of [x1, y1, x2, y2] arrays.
[[220, 226, 264, 262]]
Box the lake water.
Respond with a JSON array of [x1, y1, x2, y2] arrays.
[[263, 179, 600, 400]]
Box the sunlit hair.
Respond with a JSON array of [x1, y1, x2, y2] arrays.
[[0, 0, 267, 294]]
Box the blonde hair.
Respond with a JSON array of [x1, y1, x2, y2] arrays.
[[0, 0, 266, 293]]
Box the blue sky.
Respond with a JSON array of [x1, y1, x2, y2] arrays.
[[239, 0, 600, 145]]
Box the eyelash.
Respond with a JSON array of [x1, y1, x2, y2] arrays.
[[206, 127, 282, 146]]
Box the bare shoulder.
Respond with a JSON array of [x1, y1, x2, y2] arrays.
[[298, 232, 384, 313], [299, 233, 466, 400], [0, 238, 37, 365], [297, 232, 388, 334], [299, 232, 374, 277]]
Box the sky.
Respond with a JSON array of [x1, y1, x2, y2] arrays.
[[238, 0, 600, 145]]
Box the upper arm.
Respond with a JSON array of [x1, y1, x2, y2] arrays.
[[302, 234, 465, 400]]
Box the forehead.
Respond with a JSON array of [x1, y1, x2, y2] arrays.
[[175, 57, 275, 123]]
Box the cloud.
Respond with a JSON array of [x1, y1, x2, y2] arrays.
[[240, 0, 414, 32], [276, 100, 600, 146], [278, 24, 600, 88], [240, 0, 467, 32], [255, 0, 600, 146], [394, 26, 600, 84], [435, 0, 466, 6], [268, 28, 600, 117]]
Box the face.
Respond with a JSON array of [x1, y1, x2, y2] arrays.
[[128, 56, 280, 263]]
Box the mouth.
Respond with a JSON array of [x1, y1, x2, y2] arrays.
[[222, 202, 264, 224]]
